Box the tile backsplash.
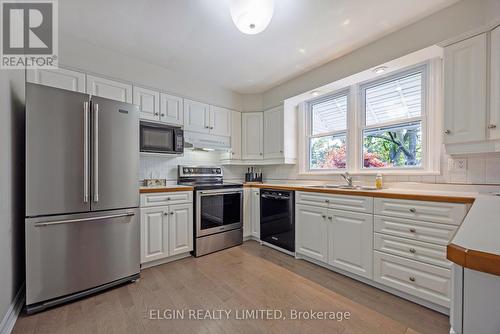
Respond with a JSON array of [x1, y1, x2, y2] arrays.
[[139, 150, 247, 183]]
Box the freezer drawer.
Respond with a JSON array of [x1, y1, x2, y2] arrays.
[[26, 209, 140, 306]]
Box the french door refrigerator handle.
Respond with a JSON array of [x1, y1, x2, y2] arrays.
[[34, 211, 135, 227], [93, 102, 99, 202], [83, 101, 89, 203]]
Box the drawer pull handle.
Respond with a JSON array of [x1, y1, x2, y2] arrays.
[[409, 228, 416, 233], [321, 215, 326, 219], [163, 212, 168, 216], [170, 212, 174, 215], [409, 248, 416, 254], [409, 208, 416, 213], [325, 199, 330, 203], [409, 276, 416, 282], [167, 197, 171, 200], [328, 216, 332, 220]]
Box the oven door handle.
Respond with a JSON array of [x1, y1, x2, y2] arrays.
[[199, 191, 242, 196], [261, 194, 289, 200]]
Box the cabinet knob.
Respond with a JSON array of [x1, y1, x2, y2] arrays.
[[161, 113, 165, 117], [325, 199, 330, 203], [280, 150, 283, 153], [328, 216, 333, 220], [259, 153, 263, 156], [231, 152, 235, 155], [409, 208, 416, 213], [409, 228, 416, 233], [154, 112, 159, 116], [321, 215, 326, 219], [166, 197, 171, 201], [409, 248, 416, 254], [409, 276, 416, 282], [163, 212, 168, 216], [488, 124, 497, 129], [170, 212, 174, 215], [444, 129, 451, 134], [210, 126, 214, 130]]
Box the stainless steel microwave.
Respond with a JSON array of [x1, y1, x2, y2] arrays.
[[140, 121, 184, 154]]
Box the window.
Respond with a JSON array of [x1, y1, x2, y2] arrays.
[[308, 92, 348, 170], [361, 68, 425, 169], [302, 61, 437, 175]]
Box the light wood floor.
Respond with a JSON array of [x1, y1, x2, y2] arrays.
[[13, 241, 449, 334]]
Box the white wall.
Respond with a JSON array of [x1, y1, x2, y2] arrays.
[[59, 35, 243, 111], [260, 0, 500, 110], [0, 69, 25, 325]]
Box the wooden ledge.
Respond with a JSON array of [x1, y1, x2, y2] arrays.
[[243, 183, 475, 204], [140, 186, 193, 193], [447, 243, 500, 276]]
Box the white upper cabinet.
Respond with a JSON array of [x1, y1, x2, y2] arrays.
[[209, 106, 231, 137], [444, 33, 487, 144], [264, 106, 283, 159], [184, 99, 210, 133], [490, 26, 500, 140], [221, 110, 242, 161], [242, 112, 264, 159], [160, 93, 183, 125], [86, 75, 132, 103], [133, 86, 160, 121], [27, 68, 86, 92]]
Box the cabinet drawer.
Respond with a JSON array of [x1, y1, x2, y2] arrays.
[[374, 251, 451, 307], [374, 233, 450, 268], [140, 191, 193, 207], [374, 198, 466, 225], [296, 191, 373, 213], [374, 215, 457, 246]]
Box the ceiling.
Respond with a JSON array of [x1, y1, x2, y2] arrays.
[[60, 0, 458, 94]]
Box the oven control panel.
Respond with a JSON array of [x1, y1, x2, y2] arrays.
[[179, 166, 223, 177]]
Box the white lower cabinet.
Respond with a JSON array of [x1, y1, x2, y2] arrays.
[[328, 210, 373, 279], [140, 192, 193, 267], [374, 251, 451, 307], [251, 189, 260, 239], [296, 204, 328, 263]]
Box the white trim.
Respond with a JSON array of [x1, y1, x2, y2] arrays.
[[299, 58, 442, 176], [140, 253, 191, 269], [0, 284, 24, 334]]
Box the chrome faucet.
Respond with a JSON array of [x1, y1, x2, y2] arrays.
[[340, 172, 353, 187]]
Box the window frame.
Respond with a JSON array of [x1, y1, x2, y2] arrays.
[[300, 59, 441, 176], [358, 64, 428, 171], [306, 88, 350, 172]]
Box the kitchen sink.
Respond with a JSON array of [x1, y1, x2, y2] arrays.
[[302, 184, 379, 191]]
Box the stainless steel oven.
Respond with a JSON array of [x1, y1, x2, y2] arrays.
[[140, 121, 184, 154], [196, 188, 243, 237]]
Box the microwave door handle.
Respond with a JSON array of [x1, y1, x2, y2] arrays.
[[93, 102, 99, 202]]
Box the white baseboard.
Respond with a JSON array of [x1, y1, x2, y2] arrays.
[[0, 284, 25, 334]]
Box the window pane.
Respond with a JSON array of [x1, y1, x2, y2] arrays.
[[363, 122, 422, 168], [312, 94, 347, 135], [365, 72, 422, 126], [310, 135, 346, 169]]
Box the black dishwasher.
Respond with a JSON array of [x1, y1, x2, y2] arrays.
[[260, 189, 295, 253]]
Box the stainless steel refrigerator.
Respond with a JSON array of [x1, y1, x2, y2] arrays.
[[25, 83, 140, 313]]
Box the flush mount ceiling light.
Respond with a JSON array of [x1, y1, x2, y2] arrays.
[[230, 0, 274, 35], [373, 66, 388, 74]]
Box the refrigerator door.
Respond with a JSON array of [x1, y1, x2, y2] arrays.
[[26, 83, 91, 217], [26, 208, 140, 307], [90, 96, 139, 211]]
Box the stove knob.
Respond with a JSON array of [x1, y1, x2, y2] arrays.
[[212, 168, 217, 173], [183, 168, 188, 173], [189, 168, 194, 173]]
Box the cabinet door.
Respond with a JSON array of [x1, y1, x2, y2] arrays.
[[160, 93, 183, 125], [210, 106, 231, 137], [490, 26, 500, 139], [251, 189, 260, 239], [27, 68, 86, 92], [168, 203, 193, 256], [134, 86, 159, 121], [264, 107, 283, 159], [444, 34, 487, 144], [86, 75, 132, 103], [222, 110, 242, 160], [243, 188, 252, 238], [295, 204, 328, 263], [183, 99, 210, 133], [242, 112, 264, 159], [141, 206, 169, 263], [328, 210, 373, 278]]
